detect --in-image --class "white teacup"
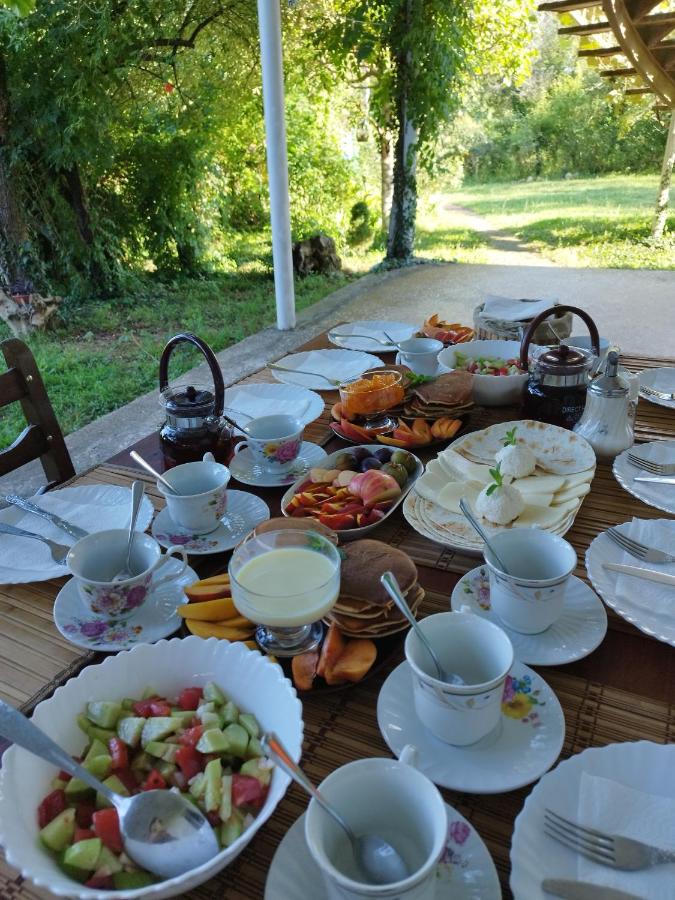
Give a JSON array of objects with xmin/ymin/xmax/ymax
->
[
  {"xmin": 483, "ymin": 529, "xmax": 577, "ymax": 634},
  {"xmin": 397, "ymin": 338, "xmax": 443, "ymax": 376},
  {"xmin": 305, "ymin": 752, "xmax": 446, "ymax": 900},
  {"xmin": 405, "ymin": 611, "xmax": 513, "ymax": 746},
  {"xmin": 233, "ymin": 414, "xmax": 303, "ymax": 473},
  {"xmin": 157, "ymin": 455, "xmax": 230, "ymax": 533},
  {"xmin": 67, "ymin": 529, "xmax": 188, "ymax": 617}
]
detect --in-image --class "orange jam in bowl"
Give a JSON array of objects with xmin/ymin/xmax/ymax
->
[{"xmin": 339, "ymin": 371, "xmax": 405, "ymax": 418}]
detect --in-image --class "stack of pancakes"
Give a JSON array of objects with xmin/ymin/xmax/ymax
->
[
  {"xmin": 324, "ymin": 539, "xmax": 424, "ymax": 638},
  {"xmin": 402, "ymin": 370, "xmax": 474, "ymax": 419}
]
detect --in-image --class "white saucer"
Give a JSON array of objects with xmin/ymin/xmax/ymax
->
[
  {"xmin": 229, "ymin": 441, "xmax": 327, "ymax": 487},
  {"xmin": 53, "ymin": 559, "xmax": 198, "ymax": 651},
  {"xmin": 395, "ymin": 351, "xmax": 451, "ymax": 377},
  {"xmin": 451, "ymin": 566, "xmax": 607, "ymax": 666},
  {"xmin": 151, "ymin": 492, "xmax": 270, "ymax": 554},
  {"xmin": 378, "ymin": 660, "xmax": 565, "ymax": 794},
  {"xmin": 264, "ymin": 804, "xmax": 501, "ymax": 900}
]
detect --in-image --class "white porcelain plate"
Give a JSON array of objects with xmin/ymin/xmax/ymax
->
[
  {"xmin": 510, "ymin": 741, "xmax": 675, "ymax": 900},
  {"xmin": 0, "ymin": 484, "xmax": 155, "ymax": 584},
  {"xmin": 328, "ymin": 320, "xmax": 416, "ymax": 352},
  {"xmin": 377, "ymin": 660, "xmax": 565, "ymax": 794},
  {"xmin": 222, "ymin": 382, "xmax": 324, "ymax": 429},
  {"xmin": 271, "ymin": 349, "xmax": 384, "ymax": 390},
  {"xmin": 613, "ymin": 441, "xmax": 675, "ymax": 515},
  {"xmin": 638, "ymin": 367, "xmax": 675, "ymax": 409},
  {"xmin": 265, "ymin": 803, "xmax": 501, "ymax": 900},
  {"xmin": 586, "ymin": 519, "xmax": 675, "ymax": 647},
  {"xmin": 53, "ymin": 559, "xmax": 198, "ymax": 651},
  {"xmin": 451, "ymin": 566, "xmax": 607, "ymax": 666},
  {"xmin": 229, "ymin": 441, "xmax": 327, "ymax": 488},
  {"xmin": 151, "ymin": 491, "xmax": 270, "ymax": 554}
]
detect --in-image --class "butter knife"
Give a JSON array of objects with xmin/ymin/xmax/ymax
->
[
  {"xmin": 603, "ymin": 562, "xmax": 675, "ymax": 587},
  {"xmin": 634, "ymin": 476, "xmax": 675, "ymax": 485},
  {"xmin": 542, "ymin": 879, "xmax": 643, "ymax": 900},
  {"xmin": 4, "ymin": 495, "xmax": 88, "ymax": 541}
]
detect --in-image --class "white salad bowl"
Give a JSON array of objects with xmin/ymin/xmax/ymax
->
[
  {"xmin": 438, "ymin": 339, "xmax": 528, "ymax": 406},
  {"xmin": 0, "ymin": 636, "xmax": 303, "ymax": 900}
]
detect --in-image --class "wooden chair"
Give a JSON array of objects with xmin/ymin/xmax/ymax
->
[{"xmin": 0, "ymin": 338, "xmax": 75, "ymax": 489}]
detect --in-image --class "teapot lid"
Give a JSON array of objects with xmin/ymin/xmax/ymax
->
[
  {"xmin": 161, "ymin": 383, "xmax": 216, "ymax": 419},
  {"xmin": 535, "ymin": 343, "xmax": 593, "ymax": 376}
]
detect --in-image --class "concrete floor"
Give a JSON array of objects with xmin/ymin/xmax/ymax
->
[{"xmin": 4, "ymin": 260, "xmax": 674, "ymax": 496}]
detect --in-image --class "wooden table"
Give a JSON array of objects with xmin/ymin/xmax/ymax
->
[{"xmin": 2, "ymin": 331, "xmax": 675, "ymax": 899}]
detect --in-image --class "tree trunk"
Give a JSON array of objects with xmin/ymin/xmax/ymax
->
[
  {"xmin": 61, "ymin": 164, "xmax": 95, "ymax": 247},
  {"xmin": 652, "ymin": 109, "xmax": 675, "ymax": 241},
  {"xmin": 0, "ymin": 50, "xmax": 29, "ymax": 289},
  {"xmin": 379, "ymin": 131, "xmax": 394, "ymax": 232},
  {"xmin": 386, "ymin": 0, "xmax": 417, "ymax": 261}
]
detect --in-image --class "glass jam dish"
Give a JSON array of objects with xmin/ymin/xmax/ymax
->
[{"xmin": 339, "ymin": 370, "xmax": 405, "ymax": 432}]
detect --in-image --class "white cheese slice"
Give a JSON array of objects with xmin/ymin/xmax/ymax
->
[
  {"xmin": 415, "ymin": 471, "xmax": 450, "ymax": 503},
  {"xmin": 562, "ymin": 469, "xmax": 595, "ymax": 489},
  {"xmin": 552, "ymin": 483, "xmax": 591, "ymax": 504},
  {"xmin": 437, "ymin": 481, "xmax": 481, "ymax": 514},
  {"xmin": 512, "ymin": 474, "xmax": 566, "ymax": 494},
  {"xmin": 438, "ymin": 449, "xmax": 492, "ymax": 483},
  {"xmin": 520, "ymin": 492, "xmax": 554, "ymax": 508},
  {"xmin": 515, "ymin": 504, "xmax": 570, "ymax": 529}
]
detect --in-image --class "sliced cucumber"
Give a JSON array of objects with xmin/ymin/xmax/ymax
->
[
  {"xmin": 144, "ymin": 741, "xmax": 179, "ymax": 763},
  {"xmin": 117, "ymin": 716, "xmax": 145, "ymax": 748},
  {"xmin": 203, "ymin": 758, "xmax": 222, "ymax": 812},
  {"xmin": 238, "ymin": 713, "xmax": 259, "ymax": 739},
  {"xmin": 240, "ymin": 757, "xmax": 272, "ymax": 787},
  {"xmin": 202, "ymin": 681, "xmax": 226, "ymax": 704},
  {"xmin": 40, "ymin": 808, "xmax": 76, "ymax": 852},
  {"xmin": 86, "ymin": 701, "xmax": 122, "ymax": 729},
  {"xmin": 196, "ymin": 728, "xmax": 229, "ymax": 754},
  {"xmin": 219, "ymin": 774, "xmax": 232, "ymax": 822},
  {"xmin": 95, "ymin": 774, "xmax": 130, "ymax": 809},
  {"xmin": 220, "ymin": 810, "xmax": 243, "ymax": 847},
  {"xmin": 63, "ymin": 837, "xmax": 102, "ymax": 872},
  {"xmin": 220, "ymin": 700, "xmax": 239, "ymax": 725},
  {"xmin": 113, "ymin": 870, "xmax": 155, "ymax": 889},
  {"xmin": 222, "ymin": 723, "xmax": 248, "ymax": 758},
  {"xmin": 140, "ymin": 716, "xmax": 180, "ymax": 747}
]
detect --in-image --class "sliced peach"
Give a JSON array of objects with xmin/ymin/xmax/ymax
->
[
  {"xmin": 178, "ymin": 596, "xmax": 237, "ymax": 620},
  {"xmin": 331, "ymin": 639, "xmax": 377, "ymax": 683},
  {"xmin": 194, "ymin": 573, "xmax": 230, "ymax": 586},
  {"xmin": 292, "ymin": 650, "xmax": 320, "ymax": 692},
  {"xmin": 184, "ymin": 583, "xmax": 232, "ymax": 603},
  {"xmin": 316, "ymin": 623, "xmax": 347, "ymax": 679}
]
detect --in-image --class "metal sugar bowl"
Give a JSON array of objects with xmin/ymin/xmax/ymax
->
[
  {"xmin": 574, "ymin": 350, "xmax": 633, "ymax": 461},
  {"xmin": 158, "ymin": 333, "xmax": 233, "ymax": 467},
  {"xmin": 520, "ymin": 305, "xmax": 600, "ymax": 430}
]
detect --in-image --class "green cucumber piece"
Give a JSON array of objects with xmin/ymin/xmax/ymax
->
[
  {"xmin": 117, "ymin": 716, "xmax": 145, "ymax": 748},
  {"xmin": 84, "ymin": 739, "xmax": 109, "ymax": 762},
  {"xmin": 40, "ymin": 808, "xmax": 76, "ymax": 852},
  {"xmin": 240, "ymin": 757, "xmax": 272, "ymax": 787},
  {"xmin": 144, "ymin": 741, "xmax": 179, "ymax": 763},
  {"xmin": 77, "ymin": 714, "xmax": 114, "ymax": 745},
  {"xmin": 238, "ymin": 713, "xmax": 259, "ymax": 739},
  {"xmin": 95, "ymin": 774, "xmax": 129, "ymax": 809},
  {"xmin": 246, "ymin": 737, "xmax": 264, "ymax": 760},
  {"xmin": 121, "ymin": 698, "xmax": 135, "ymax": 710},
  {"xmin": 94, "ymin": 845, "xmax": 123, "ymax": 876},
  {"xmin": 223, "ymin": 723, "xmax": 248, "ymax": 758},
  {"xmin": 170, "ymin": 709, "xmax": 195, "ymax": 727},
  {"xmin": 63, "ymin": 837, "xmax": 102, "ymax": 872},
  {"xmin": 130, "ymin": 750, "xmax": 153, "ymax": 774},
  {"xmin": 199, "ymin": 711, "xmax": 222, "ymax": 730},
  {"xmin": 220, "ymin": 700, "xmax": 238, "ymax": 725},
  {"xmin": 197, "ymin": 701, "xmax": 215, "ymax": 718},
  {"xmin": 219, "ymin": 774, "xmax": 232, "ymax": 822},
  {"xmin": 202, "ymin": 681, "xmax": 226, "ymax": 704},
  {"xmin": 189, "ymin": 772, "xmax": 206, "ymax": 799},
  {"xmin": 50, "ymin": 777, "xmax": 68, "ymax": 791},
  {"xmin": 86, "ymin": 701, "xmax": 122, "ymax": 729},
  {"xmin": 196, "ymin": 728, "xmax": 229, "ymax": 754},
  {"xmin": 141, "ymin": 687, "xmax": 158, "ymax": 699},
  {"xmin": 220, "ymin": 811, "xmax": 243, "ymax": 847},
  {"xmin": 156, "ymin": 760, "xmax": 177, "ymax": 780},
  {"xmin": 113, "ymin": 870, "xmax": 155, "ymax": 889},
  {"xmin": 203, "ymin": 758, "xmax": 222, "ymax": 812},
  {"xmin": 141, "ymin": 716, "xmax": 180, "ymax": 747}
]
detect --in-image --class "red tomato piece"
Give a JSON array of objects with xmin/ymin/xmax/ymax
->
[
  {"xmin": 178, "ymin": 687, "xmax": 203, "ymax": 711},
  {"xmin": 178, "ymin": 725, "xmax": 203, "ymax": 747},
  {"xmin": 74, "ymin": 827, "xmax": 96, "ymax": 843},
  {"xmin": 141, "ymin": 769, "xmax": 167, "ymax": 792},
  {"xmin": 85, "ymin": 875, "xmax": 115, "ymax": 889},
  {"xmin": 108, "ymin": 737, "xmax": 129, "ymax": 771},
  {"xmin": 232, "ymin": 774, "xmax": 264, "ymax": 809},
  {"xmin": 175, "ymin": 745, "xmax": 203, "ymax": 781},
  {"xmin": 131, "ymin": 699, "xmax": 155, "ymax": 718},
  {"xmin": 92, "ymin": 807, "xmax": 123, "ymax": 854},
  {"xmin": 57, "ymin": 770, "xmax": 72, "ymax": 783},
  {"xmin": 205, "ymin": 810, "xmax": 221, "ymax": 826},
  {"xmin": 75, "ymin": 802, "xmax": 96, "ymax": 828},
  {"xmin": 37, "ymin": 789, "xmax": 67, "ymax": 828},
  {"xmin": 149, "ymin": 700, "xmax": 172, "ymax": 717},
  {"xmin": 112, "ymin": 767, "xmax": 138, "ymax": 794}
]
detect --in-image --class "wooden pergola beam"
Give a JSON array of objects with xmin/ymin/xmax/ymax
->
[
  {"xmin": 600, "ymin": 66, "xmax": 637, "ymax": 77},
  {"xmin": 624, "ymin": 86, "xmax": 654, "ymax": 94},
  {"xmin": 626, "ymin": 0, "xmax": 661, "ymax": 21},
  {"xmin": 538, "ymin": 0, "xmax": 601, "ymax": 12},
  {"xmin": 559, "ymin": 21, "xmax": 611, "ymax": 36},
  {"xmin": 578, "ymin": 45, "xmax": 623, "ymax": 57}
]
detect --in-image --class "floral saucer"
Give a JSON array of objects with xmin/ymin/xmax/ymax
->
[
  {"xmin": 264, "ymin": 803, "xmax": 500, "ymax": 900},
  {"xmin": 229, "ymin": 441, "xmax": 327, "ymax": 488},
  {"xmin": 151, "ymin": 491, "xmax": 270, "ymax": 555},
  {"xmin": 53, "ymin": 558, "xmax": 198, "ymax": 652},
  {"xmin": 450, "ymin": 566, "xmax": 607, "ymax": 666},
  {"xmin": 377, "ymin": 660, "xmax": 564, "ymax": 794}
]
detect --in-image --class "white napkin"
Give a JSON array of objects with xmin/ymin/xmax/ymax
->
[
  {"xmin": 281, "ymin": 350, "xmax": 376, "ymax": 379},
  {"xmin": 223, "ymin": 388, "xmax": 311, "ymax": 424},
  {"xmin": 578, "ymin": 772, "xmax": 675, "ymax": 898},
  {"xmin": 614, "ymin": 518, "xmax": 675, "ymax": 616},
  {"xmin": 482, "ymin": 295, "xmax": 556, "ymax": 322}
]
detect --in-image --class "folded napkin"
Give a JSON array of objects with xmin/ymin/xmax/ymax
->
[
  {"xmin": 223, "ymin": 388, "xmax": 312, "ymax": 424},
  {"xmin": 578, "ymin": 772, "xmax": 675, "ymax": 898},
  {"xmin": 482, "ymin": 295, "xmax": 555, "ymax": 322},
  {"xmin": 281, "ymin": 350, "xmax": 374, "ymax": 379},
  {"xmin": 614, "ymin": 518, "xmax": 675, "ymax": 616}
]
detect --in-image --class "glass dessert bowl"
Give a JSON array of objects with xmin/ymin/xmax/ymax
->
[
  {"xmin": 339, "ymin": 370, "xmax": 405, "ymax": 432},
  {"xmin": 228, "ymin": 529, "xmax": 341, "ymax": 656}
]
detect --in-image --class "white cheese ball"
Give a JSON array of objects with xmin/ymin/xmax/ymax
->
[
  {"xmin": 495, "ymin": 443, "xmax": 536, "ymax": 479},
  {"xmin": 475, "ymin": 483, "xmax": 525, "ymax": 525}
]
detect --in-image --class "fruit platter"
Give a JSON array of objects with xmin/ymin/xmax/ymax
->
[
  {"xmin": 281, "ymin": 445, "xmax": 423, "ymax": 538},
  {"xmin": 420, "ymin": 315, "xmax": 475, "ymax": 346}
]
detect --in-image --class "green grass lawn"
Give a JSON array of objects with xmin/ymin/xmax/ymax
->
[{"xmin": 440, "ymin": 174, "xmax": 675, "ymax": 268}]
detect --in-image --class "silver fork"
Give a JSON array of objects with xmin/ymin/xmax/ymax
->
[
  {"xmin": 606, "ymin": 526, "xmax": 675, "ymax": 564},
  {"xmin": 0, "ymin": 523, "xmax": 69, "ymax": 565},
  {"xmin": 328, "ymin": 330, "xmax": 394, "ymax": 347},
  {"xmin": 269, "ymin": 364, "xmax": 360, "ymax": 387},
  {"xmin": 640, "ymin": 384, "xmax": 675, "ymax": 401},
  {"xmin": 544, "ymin": 808, "xmax": 675, "ymax": 870},
  {"xmin": 626, "ymin": 451, "xmax": 675, "ymax": 475}
]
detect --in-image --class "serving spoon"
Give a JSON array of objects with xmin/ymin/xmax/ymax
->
[
  {"xmin": 261, "ymin": 732, "xmax": 409, "ymax": 886},
  {"xmin": 0, "ymin": 700, "xmax": 219, "ymax": 880},
  {"xmin": 459, "ymin": 497, "xmax": 511, "ymax": 575}
]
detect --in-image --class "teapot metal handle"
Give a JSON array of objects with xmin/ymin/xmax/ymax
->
[
  {"xmin": 519, "ymin": 305, "xmax": 600, "ymax": 371},
  {"xmin": 158, "ymin": 332, "xmax": 225, "ymax": 416}
]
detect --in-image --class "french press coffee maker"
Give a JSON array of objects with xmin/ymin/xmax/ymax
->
[
  {"xmin": 520, "ymin": 306, "xmax": 600, "ymax": 430},
  {"xmin": 158, "ymin": 333, "xmax": 233, "ymax": 467}
]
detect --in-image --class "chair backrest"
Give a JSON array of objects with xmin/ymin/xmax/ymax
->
[{"xmin": 0, "ymin": 338, "xmax": 75, "ymax": 488}]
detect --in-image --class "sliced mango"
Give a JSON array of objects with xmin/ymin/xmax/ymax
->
[
  {"xmin": 177, "ymin": 597, "xmax": 238, "ymax": 621},
  {"xmin": 184, "ymin": 620, "xmax": 254, "ymax": 640}
]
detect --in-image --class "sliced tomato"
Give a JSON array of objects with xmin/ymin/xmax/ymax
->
[
  {"xmin": 149, "ymin": 700, "xmax": 172, "ymax": 717},
  {"xmin": 37, "ymin": 789, "xmax": 67, "ymax": 828},
  {"xmin": 108, "ymin": 737, "xmax": 129, "ymax": 771},
  {"xmin": 131, "ymin": 698, "xmax": 155, "ymax": 717},
  {"xmin": 57, "ymin": 770, "xmax": 72, "ymax": 783},
  {"xmin": 75, "ymin": 802, "xmax": 96, "ymax": 828},
  {"xmin": 112, "ymin": 767, "xmax": 138, "ymax": 794},
  {"xmin": 85, "ymin": 875, "xmax": 114, "ymax": 889},
  {"xmin": 141, "ymin": 769, "xmax": 167, "ymax": 792},
  {"xmin": 175, "ymin": 745, "xmax": 203, "ymax": 781},
  {"xmin": 177, "ymin": 687, "xmax": 203, "ymax": 711},
  {"xmin": 205, "ymin": 810, "xmax": 221, "ymax": 826},
  {"xmin": 232, "ymin": 774, "xmax": 265, "ymax": 809},
  {"xmin": 74, "ymin": 827, "xmax": 96, "ymax": 843},
  {"xmin": 178, "ymin": 725, "xmax": 203, "ymax": 747},
  {"xmin": 92, "ymin": 807, "xmax": 123, "ymax": 854}
]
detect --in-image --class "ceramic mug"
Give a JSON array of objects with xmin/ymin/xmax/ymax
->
[
  {"xmin": 233, "ymin": 414, "xmax": 303, "ymax": 473},
  {"xmin": 483, "ymin": 529, "xmax": 577, "ymax": 634},
  {"xmin": 67, "ymin": 529, "xmax": 188, "ymax": 617},
  {"xmin": 405, "ymin": 611, "xmax": 513, "ymax": 746},
  {"xmin": 305, "ymin": 750, "xmax": 447, "ymax": 900},
  {"xmin": 397, "ymin": 338, "xmax": 443, "ymax": 376},
  {"xmin": 157, "ymin": 454, "xmax": 230, "ymax": 533}
]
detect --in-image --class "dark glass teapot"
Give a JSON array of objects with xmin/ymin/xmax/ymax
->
[
  {"xmin": 520, "ymin": 306, "xmax": 600, "ymax": 430},
  {"xmin": 158, "ymin": 333, "xmax": 233, "ymax": 467}
]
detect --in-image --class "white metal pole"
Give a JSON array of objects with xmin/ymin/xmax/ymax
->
[{"xmin": 257, "ymin": 0, "xmax": 296, "ymax": 330}]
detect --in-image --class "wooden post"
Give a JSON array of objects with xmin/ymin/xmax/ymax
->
[{"xmin": 652, "ymin": 108, "xmax": 675, "ymax": 240}]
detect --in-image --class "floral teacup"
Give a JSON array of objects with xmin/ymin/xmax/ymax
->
[
  {"xmin": 233, "ymin": 414, "xmax": 303, "ymax": 473},
  {"xmin": 157, "ymin": 455, "xmax": 230, "ymax": 534},
  {"xmin": 67, "ymin": 529, "xmax": 188, "ymax": 617}
]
